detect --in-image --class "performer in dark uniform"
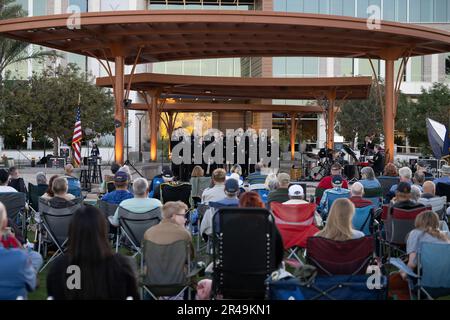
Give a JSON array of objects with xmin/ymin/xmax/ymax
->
[
  {"xmin": 91, "ymin": 143, "xmax": 100, "ymax": 158},
  {"xmin": 360, "ymin": 135, "xmax": 375, "ymax": 157},
  {"xmin": 369, "ymin": 144, "xmax": 384, "ymax": 176}
]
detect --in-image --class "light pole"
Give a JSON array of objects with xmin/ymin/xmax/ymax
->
[{"xmin": 135, "ymin": 113, "xmax": 146, "ymax": 162}]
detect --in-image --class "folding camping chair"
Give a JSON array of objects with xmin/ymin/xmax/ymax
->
[
  {"xmin": 249, "ymin": 184, "xmax": 270, "ymax": 204},
  {"xmin": 270, "ymin": 202, "xmax": 319, "ymax": 265},
  {"xmin": 190, "ymin": 176, "xmax": 211, "ymax": 207},
  {"xmin": 66, "ymin": 177, "xmax": 82, "ymax": 198},
  {"xmin": 293, "ymin": 236, "xmax": 387, "ymax": 300},
  {"xmin": 195, "ymin": 203, "xmax": 210, "ymax": 253},
  {"xmin": 141, "ymin": 239, "xmax": 200, "ymax": 300},
  {"xmin": 320, "ymin": 189, "xmax": 350, "ymax": 218},
  {"xmin": 98, "ymin": 200, "xmax": 119, "ymax": 218},
  {"xmin": 363, "ymin": 186, "xmax": 383, "ymax": 209},
  {"xmin": 149, "ymin": 176, "xmax": 164, "ymax": 198},
  {"xmin": 28, "ymin": 183, "xmax": 48, "ymax": 213},
  {"xmin": 418, "ymin": 196, "xmax": 447, "ymax": 219},
  {"xmin": 390, "ymin": 242, "xmax": 450, "ymax": 300},
  {"xmin": 380, "ymin": 205, "xmax": 431, "ymax": 258},
  {"xmin": 160, "ymin": 182, "xmax": 192, "ymax": 208},
  {"xmin": 0, "ymin": 192, "xmax": 27, "ymax": 240},
  {"xmin": 212, "ymin": 207, "xmax": 278, "ymax": 299},
  {"xmin": 352, "ymin": 205, "xmax": 374, "ymax": 236},
  {"xmin": 378, "ymin": 176, "xmax": 399, "ymax": 199},
  {"xmin": 38, "ymin": 198, "xmax": 82, "ymax": 272},
  {"xmin": 116, "ymin": 207, "xmax": 162, "ymax": 258}
]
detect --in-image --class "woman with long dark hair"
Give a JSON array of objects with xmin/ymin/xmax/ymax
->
[{"xmin": 47, "ymin": 206, "xmax": 139, "ymax": 300}]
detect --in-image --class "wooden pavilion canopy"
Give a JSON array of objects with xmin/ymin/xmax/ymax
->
[
  {"xmin": 96, "ymin": 73, "xmax": 372, "ymax": 160},
  {"xmin": 96, "ymin": 73, "xmax": 372, "ymax": 100},
  {"xmin": 1, "ymin": 10, "xmax": 450, "ymax": 163}
]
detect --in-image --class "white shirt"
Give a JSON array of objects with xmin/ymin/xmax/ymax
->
[
  {"xmin": 201, "ymin": 184, "xmax": 225, "ymax": 204},
  {"xmin": 0, "ymin": 186, "xmax": 18, "ymax": 193}
]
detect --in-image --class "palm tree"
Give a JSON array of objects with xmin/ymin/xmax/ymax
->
[{"xmin": 0, "ymin": 0, "xmax": 58, "ymax": 82}]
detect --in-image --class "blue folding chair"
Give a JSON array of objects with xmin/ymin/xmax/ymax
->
[
  {"xmin": 320, "ymin": 189, "xmax": 350, "ymax": 218},
  {"xmin": 352, "ymin": 206, "xmax": 373, "ymax": 235},
  {"xmin": 390, "ymin": 242, "xmax": 450, "ymax": 299},
  {"xmin": 66, "ymin": 177, "xmax": 82, "ymax": 198},
  {"xmin": 149, "ymin": 176, "xmax": 164, "ymax": 198}
]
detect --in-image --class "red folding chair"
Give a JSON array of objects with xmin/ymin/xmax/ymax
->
[
  {"xmin": 306, "ymin": 236, "xmax": 375, "ymax": 275},
  {"xmin": 270, "ymin": 202, "xmax": 319, "ymax": 265}
]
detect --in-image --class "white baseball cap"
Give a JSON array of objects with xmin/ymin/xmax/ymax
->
[{"xmin": 288, "ymin": 185, "xmax": 304, "ymax": 197}]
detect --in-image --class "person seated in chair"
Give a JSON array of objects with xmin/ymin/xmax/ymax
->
[
  {"xmin": 413, "ymin": 171, "xmax": 425, "ymax": 193},
  {"xmin": 349, "ymin": 182, "xmax": 373, "ymax": 208},
  {"xmin": 152, "ymin": 166, "xmax": 176, "ymax": 201},
  {"xmin": 201, "ymin": 168, "xmax": 226, "ymax": 205},
  {"xmin": 109, "ymin": 178, "xmax": 162, "ymax": 227},
  {"xmin": 0, "ymin": 169, "xmax": 18, "ymax": 193},
  {"xmin": 246, "ymin": 162, "xmax": 267, "ymax": 185},
  {"xmin": 35, "ymin": 172, "xmax": 48, "ymax": 187},
  {"xmin": 401, "ymin": 211, "xmax": 450, "ymax": 280},
  {"xmin": 47, "ymin": 177, "xmax": 78, "ymax": 208},
  {"xmin": 420, "ymin": 181, "xmax": 437, "ymax": 200},
  {"xmin": 0, "ymin": 243, "xmax": 37, "ymax": 300},
  {"xmin": 315, "ymin": 198, "xmax": 365, "ymax": 241},
  {"xmin": 283, "ymin": 184, "xmax": 308, "ymax": 205},
  {"xmin": 101, "ymin": 162, "xmax": 121, "ymax": 194},
  {"xmin": 319, "ymin": 175, "xmax": 351, "ymax": 218},
  {"xmin": 101, "ymin": 171, "xmax": 133, "ymax": 205},
  {"xmin": 41, "ymin": 175, "xmax": 59, "ymax": 200},
  {"xmin": 315, "ymin": 163, "xmax": 349, "ymax": 205},
  {"xmin": 8, "ymin": 167, "xmax": 27, "ymax": 193},
  {"xmin": 63, "ymin": 164, "xmax": 82, "ymax": 198},
  {"xmin": 283, "ymin": 185, "xmax": 323, "ymax": 227},
  {"xmin": 267, "ymin": 173, "xmax": 291, "ymax": 205},
  {"xmin": 359, "ymin": 167, "xmax": 381, "ymax": 190},
  {"xmin": 0, "ymin": 202, "xmax": 43, "ymax": 272},
  {"xmin": 387, "ymin": 167, "xmax": 413, "ymax": 202},
  {"xmin": 391, "ymin": 182, "xmax": 425, "ymax": 210},
  {"xmin": 46, "ymin": 206, "xmax": 139, "ymax": 300},
  {"xmin": 143, "ymin": 201, "xmax": 194, "ymax": 257},
  {"xmin": 200, "ymin": 178, "xmax": 240, "ymax": 237}
]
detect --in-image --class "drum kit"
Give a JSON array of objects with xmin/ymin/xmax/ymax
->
[{"xmin": 303, "ymin": 144, "xmax": 374, "ymax": 181}]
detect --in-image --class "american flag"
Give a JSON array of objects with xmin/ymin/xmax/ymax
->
[{"xmin": 72, "ymin": 106, "xmax": 82, "ymax": 167}]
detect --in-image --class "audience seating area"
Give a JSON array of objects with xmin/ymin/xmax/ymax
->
[{"xmin": 0, "ymin": 164, "xmax": 449, "ymax": 301}]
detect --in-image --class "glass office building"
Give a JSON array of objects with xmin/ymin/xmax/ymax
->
[{"xmin": 7, "ymin": 0, "xmax": 450, "ymax": 152}]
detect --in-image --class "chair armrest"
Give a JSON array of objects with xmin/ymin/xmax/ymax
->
[{"xmin": 389, "ymin": 258, "xmax": 418, "ymax": 278}]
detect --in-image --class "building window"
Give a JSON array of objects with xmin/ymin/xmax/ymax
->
[
  {"xmin": 273, "ymin": 57, "xmax": 319, "ymax": 77},
  {"xmin": 445, "ymin": 55, "xmax": 450, "ymax": 80},
  {"xmin": 410, "ymin": 56, "xmax": 423, "ymax": 82}
]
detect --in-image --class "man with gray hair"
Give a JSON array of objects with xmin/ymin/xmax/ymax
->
[
  {"xmin": 387, "ymin": 166, "xmax": 412, "ymax": 202},
  {"xmin": 110, "ymin": 177, "xmax": 162, "ymax": 227},
  {"xmin": 349, "ymin": 182, "xmax": 373, "ymax": 207},
  {"xmin": 35, "ymin": 172, "xmax": 47, "ymax": 186}
]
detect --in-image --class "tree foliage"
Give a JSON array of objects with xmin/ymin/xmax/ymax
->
[
  {"xmin": 0, "ymin": 64, "xmax": 115, "ymax": 154},
  {"xmin": 397, "ymin": 82, "xmax": 450, "ymax": 153},
  {"xmin": 0, "ymin": 0, "xmax": 58, "ymax": 81},
  {"xmin": 336, "ymin": 82, "xmax": 410, "ymax": 146}
]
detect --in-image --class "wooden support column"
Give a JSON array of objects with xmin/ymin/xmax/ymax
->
[
  {"xmin": 326, "ymin": 88, "xmax": 337, "ymax": 150},
  {"xmin": 114, "ymin": 56, "xmax": 125, "ymax": 164},
  {"xmin": 385, "ymin": 59, "xmax": 395, "ymax": 164},
  {"xmin": 150, "ymin": 92, "xmax": 158, "ymax": 162},
  {"xmin": 290, "ymin": 112, "xmax": 297, "ymax": 161}
]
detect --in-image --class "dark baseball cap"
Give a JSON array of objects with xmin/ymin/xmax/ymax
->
[
  {"xmin": 332, "ymin": 175, "xmax": 343, "ymax": 185},
  {"xmin": 162, "ymin": 166, "xmax": 173, "ymax": 178},
  {"xmin": 225, "ymin": 178, "xmax": 239, "ymax": 193},
  {"xmin": 114, "ymin": 171, "xmax": 128, "ymax": 183},
  {"xmin": 396, "ymin": 182, "xmax": 411, "ymax": 194}
]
